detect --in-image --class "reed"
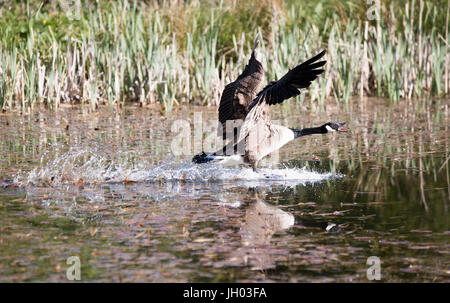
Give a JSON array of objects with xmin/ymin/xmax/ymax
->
[{"xmin": 0, "ymin": 0, "xmax": 448, "ymax": 114}]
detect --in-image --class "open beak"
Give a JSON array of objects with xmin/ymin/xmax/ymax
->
[{"xmin": 337, "ymin": 122, "xmax": 348, "ymax": 132}]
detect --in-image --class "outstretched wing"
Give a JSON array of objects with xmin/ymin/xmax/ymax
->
[
  {"xmin": 239, "ymin": 50, "xmax": 326, "ymax": 143},
  {"xmin": 218, "ymin": 36, "xmax": 265, "ymax": 134},
  {"xmin": 248, "ymin": 50, "xmax": 326, "ymax": 112}
]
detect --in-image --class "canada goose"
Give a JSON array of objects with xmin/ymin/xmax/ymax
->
[{"xmin": 192, "ymin": 37, "xmax": 348, "ymax": 169}]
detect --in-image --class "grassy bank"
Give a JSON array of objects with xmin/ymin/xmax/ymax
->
[{"xmin": 0, "ymin": 0, "xmax": 448, "ymax": 113}]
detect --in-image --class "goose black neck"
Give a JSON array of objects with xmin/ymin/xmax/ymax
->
[{"xmin": 291, "ymin": 126, "xmax": 326, "ymax": 138}]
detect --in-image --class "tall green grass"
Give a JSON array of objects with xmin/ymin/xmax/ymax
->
[{"xmin": 0, "ymin": 0, "xmax": 448, "ymax": 113}]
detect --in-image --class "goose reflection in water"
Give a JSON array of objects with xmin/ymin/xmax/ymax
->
[{"xmin": 229, "ymin": 192, "xmax": 339, "ymax": 271}]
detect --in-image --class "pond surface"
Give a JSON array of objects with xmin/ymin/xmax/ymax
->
[{"xmin": 0, "ymin": 98, "xmax": 449, "ymax": 282}]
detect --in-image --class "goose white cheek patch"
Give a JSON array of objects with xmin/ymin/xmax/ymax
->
[{"xmin": 325, "ymin": 125, "xmax": 336, "ymax": 132}]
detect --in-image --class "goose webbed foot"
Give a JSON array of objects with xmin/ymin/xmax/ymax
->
[
  {"xmin": 192, "ymin": 152, "xmax": 213, "ymax": 164},
  {"xmin": 251, "ymin": 167, "xmax": 273, "ymax": 178},
  {"xmin": 251, "ymin": 161, "xmax": 260, "ymax": 173}
]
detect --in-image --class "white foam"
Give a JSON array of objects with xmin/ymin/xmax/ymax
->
[
  {"xmin": 15, "ymin": 148, "xmax": 342, "ymax": 187},
  {"xmin": 147, "ymin": 162, "xmax": 339, "ymax": 184}
]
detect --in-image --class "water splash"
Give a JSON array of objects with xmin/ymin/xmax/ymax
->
[
  {"xmin": 147, "ymin": 162, "xmax": 341, "ymax": 186},
  {"xmin": 13, "ymin": 147, "xmax": 136, "ymax": 186},
  {"xmin": 15, "ymin": 148, "xmax": 342, "ymax": 187}
]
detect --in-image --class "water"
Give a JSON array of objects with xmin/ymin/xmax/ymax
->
[{"xmin": 0, "ymin": 99, "xmax": 449, "ymax": 282}]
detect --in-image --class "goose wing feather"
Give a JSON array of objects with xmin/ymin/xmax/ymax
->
[
  {"xmin": 218, "ymin": 38, "xmax": 265, "ymax": 130},
  {"xmin": 239, "ymin": 50, "xmax": 326, "ymax": 144},
  {"xmin": 248, "ymin": 50, "xmax": 326, "ymax": 112}
]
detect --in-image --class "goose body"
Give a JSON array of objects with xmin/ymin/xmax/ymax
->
[
  {"xmin": 243, "ymin": 123, "xmax": 294, "ymax": 166},
  {"xmin": 192, "ymin": 36, "xmax": 347, "ymax": 169}
]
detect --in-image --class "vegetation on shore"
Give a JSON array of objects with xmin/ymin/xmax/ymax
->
[{"xmin": 0, "ymin": 0, "xmax": 448, "ymax": 113}]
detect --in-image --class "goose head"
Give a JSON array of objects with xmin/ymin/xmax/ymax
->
[{"xmin": 323, "ymin": 122, "xmax": 348, "ymax": 133}]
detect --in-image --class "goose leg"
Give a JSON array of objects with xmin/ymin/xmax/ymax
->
[{"xmin": 251, "ymin": 161, "xmax": 259, "ymax": 173}]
